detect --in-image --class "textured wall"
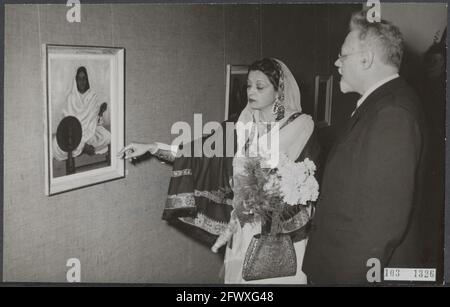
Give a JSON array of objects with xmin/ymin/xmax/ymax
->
[
  {"xmin": 381, "ymin": 2, "xmax": 447, "ymax": 55},
  {"xmin": 4, "ymin": 4, "xmax": 260, "ymax": 283}
]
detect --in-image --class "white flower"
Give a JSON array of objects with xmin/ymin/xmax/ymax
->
[
  {"xmin": 275, "ymin": 158, "xmax": 319, "ymax": 206},
  {"xmin": 279, "ymin": 178, "xmax": 299, "ymax": 205},
  {"xmin": 303, "ymin": 158, "xmax": 317, "ymax": 176}
]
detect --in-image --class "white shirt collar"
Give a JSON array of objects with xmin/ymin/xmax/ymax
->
[{"xmin": 353, "ymin": 73, "xmax": 399, "ymax": 115}]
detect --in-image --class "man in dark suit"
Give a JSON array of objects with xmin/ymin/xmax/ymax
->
[{"xmin": 303, "ymin": 11, "xmax": 429, "ymax": 284}]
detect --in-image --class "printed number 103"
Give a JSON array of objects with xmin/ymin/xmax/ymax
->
[{"xmin": 384, "ymin": 269, "xmax": 400, "ymax": 278}]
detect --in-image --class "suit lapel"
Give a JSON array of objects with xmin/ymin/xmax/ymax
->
[{"xmin": 326, "ymin": 77, "xmax": 406, "ymax": 160}]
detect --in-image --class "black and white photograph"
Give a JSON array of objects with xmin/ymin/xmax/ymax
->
[{"xmin": 1, "ymin": 1, "xmax": 448, "ymax": 288}]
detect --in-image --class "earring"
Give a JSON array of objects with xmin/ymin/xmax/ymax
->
[{"xmin": 272, "ymin": 97, "xmax": 285, "ymax": 121}]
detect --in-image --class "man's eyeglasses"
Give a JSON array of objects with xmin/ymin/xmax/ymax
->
[{"xmin": 337, "ymin": 50, "xmax": 365, "ymax": 62}]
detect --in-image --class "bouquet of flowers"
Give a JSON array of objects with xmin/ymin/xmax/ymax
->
[
  {"xmin": 211, "ymin": 153, "xmax": 319, "ymax": 252},
  {"xmin": 235, "ymin": 153, "xmax": 318, "ymax": 224}
]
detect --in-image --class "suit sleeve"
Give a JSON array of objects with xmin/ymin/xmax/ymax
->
[{"xmin": 356, "ymin": 105, "xmax": 422, "ymax": 267}]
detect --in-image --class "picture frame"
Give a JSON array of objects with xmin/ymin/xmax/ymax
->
[
  {"xmin": 225, "ymin": 64, "xmax": 248, "ymax": 121},
  {"xmin": 43, "ymin": 44, "xmax": 125, "ymax": 196},
  {"xmin": 314, "ymin": 75, "xmax": 333, "ymax": 128}
]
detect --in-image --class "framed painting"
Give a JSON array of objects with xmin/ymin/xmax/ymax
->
[
  {"xmin": 314, "ymin": 74, "xmax": 333, "ymax": 128},
  {"xmin": 225, "ymin": 64, "xmax": 248, "ymax": 121},
  {"xmin": 43, "ymin": 44, "xmax": 125, "ymax": 196}
]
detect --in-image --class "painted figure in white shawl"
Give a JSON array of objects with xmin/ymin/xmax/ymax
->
[{"xmin": 53, "ymin": 66, "xmax": 111, "ymax": 161}]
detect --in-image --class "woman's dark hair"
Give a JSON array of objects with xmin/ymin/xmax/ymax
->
[
  {"xmin": 76, "ymin": 66, "xmax": 90, "ymax": 91},
  {"xmin": 248, "ymin": 58, "xmax": 282, "ymax": 90},
  {"xmin": 76, "ymin": 66, "xmax": 88, "ymax": 77}
]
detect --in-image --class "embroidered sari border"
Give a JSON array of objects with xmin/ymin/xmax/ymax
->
[
  {"xmin": 179, "ymin": 212, "xmax": 228, "ymax": 236},
  {"xmin": 172, "ymin": 169, "xmax": 193, "ymax": 177}
]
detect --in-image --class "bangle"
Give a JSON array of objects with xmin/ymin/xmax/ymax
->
[{"xmin": 153, "ymin": 148, "xmax": 175, "ymax": 163}]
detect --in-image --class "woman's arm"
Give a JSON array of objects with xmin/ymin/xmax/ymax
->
[
  {"xmin": 117, "ymin": 142, "xmax": 178, "ymax": 163},
  {"xmin": 151, "ymin": 143, "xmax": 179, "ymax": 162}
]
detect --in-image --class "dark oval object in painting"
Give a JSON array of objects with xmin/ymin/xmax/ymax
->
[{"xmin": 56, "ymin": 116, "xmax": 82, "ymax": 153}]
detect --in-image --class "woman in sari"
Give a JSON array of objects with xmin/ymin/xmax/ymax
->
[{"xmin": 118, "ymin": 58, "xmax": 319, "ymax": 284}]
